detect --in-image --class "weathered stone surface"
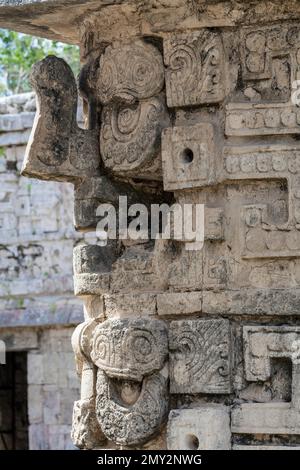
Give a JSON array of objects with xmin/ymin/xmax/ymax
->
[
  {"xmin": 104, "ymin": 292, "xmax": 157, "ymax": 318},
  {"xmin": 71, "ymin": 399, "xmax": 105, "ymax": 450},
  {"xmin": 97, "ymin": 39, "xmax": 169, "ymax": 179},
  {"xmin": 169, "ymin": 319, "xmax": 232, "ymax": 394},
  {"xmin": 157, "ymin": 292, "xmax": 202, "ymax": 316},
  {"xmin": 164, "ymin": 30, "xmax": 225, "ymax": 108},
  {"xmin": 91, "ymin": 318, "xmax": 169, "ymax": 446},
  {"xmin": 232, "ymin": 403, "xmax": 300, "ymax": 435},
  {"xmin": 9, "ymin": 0, "xmax": 300, "ymax": 452},
  {"xmin": 167, "ymin": 407, "xmax": 231, "ymax": 450},
  {"xmin": 161, "ymin": 124, "xmax": 216, "ymax": 191}
]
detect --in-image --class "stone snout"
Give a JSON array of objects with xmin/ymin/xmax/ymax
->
[{"xmin": 72, "ymin": 318, "xmax": 169, "ymax": 448}]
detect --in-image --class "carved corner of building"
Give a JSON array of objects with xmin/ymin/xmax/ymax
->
[{"xmin": 10, "ymin": 0, "xmax": 300, "ymax": 450}]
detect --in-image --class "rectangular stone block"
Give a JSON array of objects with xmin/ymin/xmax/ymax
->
[
  {"xmin": 157, "ymin": 291, "xmax": 202, "ymax": 316},
  {"xmin": 226, "ymin": 103, "xmax": 300, "ymax": 136},
  {"xmin": 167, "ymin": 406, "xmax": 231, "ymax": 450},
  {"xmin": 28, "ymin": 385, "xmax": 43, "ymax": 424},
  {"xmin": 161, "ymin": 124, "xmax": 216, "ymax": 191},
  {"xmin": 104, "ymin": 292, "xmax": 157, "ymax": 317},
  {"xmin": 164, "ymin": 31, "xmax": 225, "ymax": 108},
  {"xmin": 169, "ymin": 319, "xmax": 232, "ymax": 394},
  {"xmin": 27, "ymin": 353, "xmax": 44, "ymax": 385},
  {"xmin": 203, "ymin": 289, "xmax": 300, "ymax": 316},
  {"xmin": 231, "ymin": 403, "xmax": 300, "ymax": 435}
]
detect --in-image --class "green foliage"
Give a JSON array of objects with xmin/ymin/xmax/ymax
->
[{"xmin": 0, "ymin": 29, "xmax": 80, "ymax": 95}]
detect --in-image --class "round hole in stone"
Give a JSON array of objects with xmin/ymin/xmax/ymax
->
[
  {"xmin": 185, "ymin": 434, "xmax": 199, "ymax": 450},
  {"xmin": 181, "ymin": 148, "xmax": 194, "ymax": 164}
]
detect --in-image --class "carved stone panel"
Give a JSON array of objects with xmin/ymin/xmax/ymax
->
[
  {"xmin": 91, "ymin": 318, "xmax": 169, "ymax": 446},
  {"xmin": 97, "ymin": 39, "xmax": 170, "ymax": 178},
  {"xmin": 169, "ymin": 319, "xmax": 232, "ymax": 394},
  {"xmin": 161, "ymin": 123, "xmax": 216, "ymax": 190},
  {"xmin": 167, "ymin": 407, "xmax": 231, "ymax": 450},
  {"xmin": 164, "ymin": 30, "xmax": 226, "ymax": 108}
]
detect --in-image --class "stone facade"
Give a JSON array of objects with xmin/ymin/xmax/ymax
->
[
  {"xmin": 0, "ymin": 93, "xmax": 81, "ymax": 449},
  {"xmin": 2, "ymin": 0, "xmax": 300, "ymax": 451}
]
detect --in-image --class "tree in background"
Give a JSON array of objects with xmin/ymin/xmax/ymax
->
[{"xmin": 0, "ymin": 29, "xmax": 80, "ymax": 95}]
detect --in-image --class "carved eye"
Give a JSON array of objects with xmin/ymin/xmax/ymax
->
[
  {"xmin": 133, "ymin": 336, "xmax": 152, "ymax": 357},
  {"xmin": 124, "ymin": 329, "xmax": 155, "ymax": 364}
]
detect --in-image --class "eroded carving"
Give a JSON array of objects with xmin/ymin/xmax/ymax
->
[
  {"xmin": 169, "ymin": 319, "xmax": 232, "ymax": 394},
  {"xmin": 164, "ymin": 30, "xmax": 226, "ymax": 107},
  {"xmin": 91, "ymin": 318, "xmax": 169, "ymax": 446}
]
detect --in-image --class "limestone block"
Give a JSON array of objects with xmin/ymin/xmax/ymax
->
[
  {"xmin": 161, "ymin": 124, "xmax": 216, "ymax": 191},
  {"xmin": 244, "ymin": 326, "xmax": 300, "ymax": 384},
  {"xmin": 164, "ymin": 30, "xmax": 226, "ymax": 108},
  {"xmin": 43, "ymin": 385, "xmax": 61, "ymax": 425},
  {"xmin": 226, "ymin": 103, "xmax": 300, "ymax": 136},
  {"xmin": 104, "ymin": 292, "xmax": 157, "ymax": 318},
  {"xmin": 157, "ymin": 291, "xmax": 202, "ymax": 316},
  {"xmin": 28, "ymin": 424, "xmax": 49, "ymax": 450},
  {"xmin": 167, "ymin": 407, "xmax": 231, "ymax": 450},
  {"xmin": 231, "ymin": 403, "xmax": 300, "ymax": 435},
  {"xmin": 0, "ymin": 329, "xmax": 38, "ymax": 351},
  {"xmin": 27, "ymin": 353, "xmax": 44, "ymax": 385},
  {"xmin": 0, "ymin": 129, "xmax": 31, "ymax": 146},
  {"xmin": 203, "ymin": 289, "xmax": 300, "ymax": 316},
  {"xmin": 73, "ymin": 244, "xmax": 112, "ymax": 296},
  {"xmin": 169, "ymin": 319, "xmax": 232, "ymax": 394},
  {"xmin": 28, "ymin": 385, "xmax": 43, "ymax": 424},
  {"xmin": 0, "ymin": 112, "xmax": 34, "ymax": 132}
]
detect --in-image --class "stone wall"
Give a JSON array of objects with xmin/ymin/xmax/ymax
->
[{"xmin": 0, "ymin": 93, "xmax": 82, "ymax": 449}]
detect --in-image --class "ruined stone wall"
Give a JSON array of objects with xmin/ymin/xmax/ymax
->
[{"xmin": 0, "ymin": 93, "xmax": 81, "ymax": 449}]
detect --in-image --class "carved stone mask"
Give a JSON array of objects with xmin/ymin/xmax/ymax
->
[
  {"xmin": 96, "ymin": 39, "xmax": 170, "ymax": 178},
  {"xmin": 90, "ymin": 318, "xmax": 169, "ymax": 446}
]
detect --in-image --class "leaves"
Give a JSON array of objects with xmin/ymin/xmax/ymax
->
[{"xmin": 0, "ymin": 29, "xmax": 80, "ymax": 95}]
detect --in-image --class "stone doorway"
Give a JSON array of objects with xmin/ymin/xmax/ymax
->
[{"xmin": 0, "ymin": 352, "xmax": 29, "ymax": 450}]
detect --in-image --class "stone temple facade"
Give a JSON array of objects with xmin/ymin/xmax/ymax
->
[
  {"xmin": 1, "ymin": 0, "xmax": 300, "ymax": 451},
  {"xmin": 0, "ymin": 92, "xmax": 82, "ymax": 450}
]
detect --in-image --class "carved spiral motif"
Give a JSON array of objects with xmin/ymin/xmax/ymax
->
[
  {"xmin": 167, "ymin": 44, "xmax": 198, "ymax": 88},
  {"xmin": 97, "ymin": 41, "xmax": 165, "ymax": 105},
  {"xmin": 91, "ymin": 319, "xmax": 168, "ymax": 381},
  {"xmin": 100, "ymin": 96, "xmax": 169, "ymax": 172}
]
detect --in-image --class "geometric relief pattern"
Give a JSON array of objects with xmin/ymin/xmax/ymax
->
[{"xmin": 169, "ymin": 319, "xmax": 232, "ymax": 394}]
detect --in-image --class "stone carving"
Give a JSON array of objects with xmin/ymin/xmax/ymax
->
[
  {"xmin": 21, "ymin": 55, "xmax": 100, "ymax": 181},
  {"xmin": 167, "ymin": 406, "xmax": 231, "ymax": 450},
  {"xmin": 169, "ymin": 319, "xmax": 232, "ymax": 394},
  {"xmin": 241, "ymin": 24, "xmax": 300, "ymax": 83},
  {"xmin": 161, "ymin": 123, "xmax": 216, "ymax": 190},
  {"xmin": 100, "ymin": 96, "xmax": 169, "ymax": 175},
  {"xmin": 97, "ymin": 40, "xmax": 165, "ymax": 105},
  {"xmin": 71, "ymin": 322, "xmax": 105, "ymax": 449},
  {"xmin": 164, "ymin": 30, "xmax": 226, "ymax": 108},
  {"xmin": 232, "ymin": 326, "xmax": 300, "ymax": 436},
  {"xmin": 91, "ymin": 318, "xmax": 169, "ymax": 446},
  {"xmin": 8, "ymin": 0, "xmax": 300, "ymax": 452},
  {"xmin": 97, "ymin": 39, "xmax": 169, "ymax": 178},
  {"xmin": 226, "ymin": 104, "xmax": 300, "ymax": 136}
]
